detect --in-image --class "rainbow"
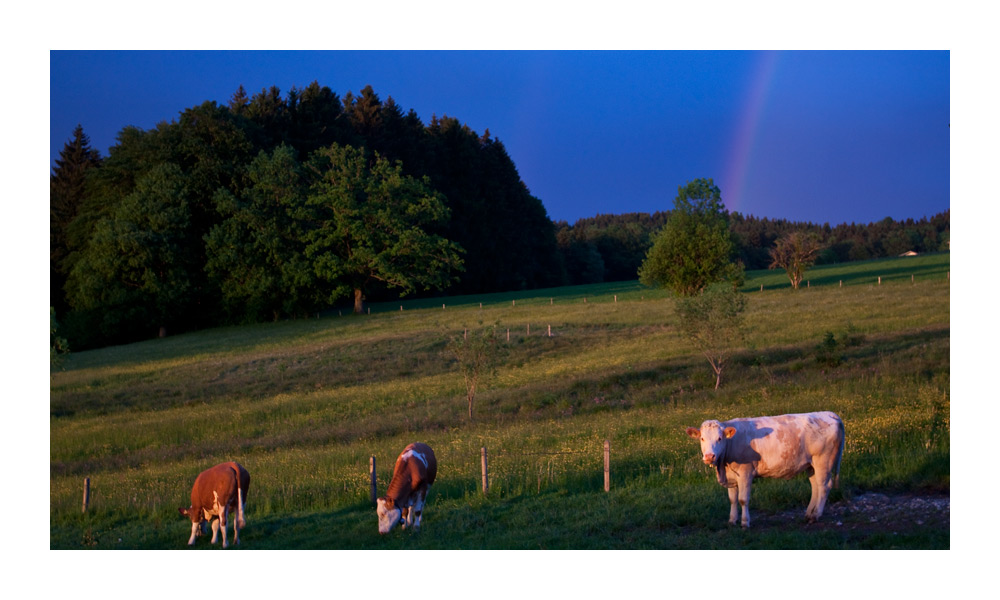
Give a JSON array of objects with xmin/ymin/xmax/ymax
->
[{"xmin": 723, "ymin": 51, "xmax": 779, "ymax": 215}]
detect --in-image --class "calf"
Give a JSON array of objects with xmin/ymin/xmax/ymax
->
[
  {"xmin": 179, "ymin": 461, "xmax": 250, "ymax": 548},
  {"xmin": 376, "ymin": 442, "xmax": 437, "ymax": 534},
  {"xmin": 686, "ymin": 411, "xmax": 844, "ymax": 528}
]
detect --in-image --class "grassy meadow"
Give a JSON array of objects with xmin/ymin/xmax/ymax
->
[{"xmin": 50, "ymin": 253, "xmax": 950, "ymax": 549}]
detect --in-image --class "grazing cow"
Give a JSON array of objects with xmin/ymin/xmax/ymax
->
[
  {"xmin": 376, "ymin": 442, "xmax": 437, "ymax": 534},
  {"xmin": 179, "ymin": 462, "xmax": 250, "ymax": 548},
  {"xmin": 685, "ymin": 411, "xmax": 844, "ymax": 528}
]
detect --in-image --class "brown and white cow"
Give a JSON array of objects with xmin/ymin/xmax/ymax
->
[
  {"xmin": 179, "ymin": 461, "xmax": 250, "ymax": 548},
  {"xmin": 376, "ymin": 442, "xmax": 437, "ymax": 534},
  {"xmin": 686, "ymin": 411, "xmax": 844, "ymax": 528}
]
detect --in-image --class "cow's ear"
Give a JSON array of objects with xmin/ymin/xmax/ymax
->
[
  {"xmin": 179, "ymin": 507, "xmax": 189, "ymax": 516},
  {"xmin": 685, "ymin": 427, "xmax": 701, "ymax": 439},
  {"xmin": 724, "ymin": 427, "xmax": 736, "ymax": 439}
]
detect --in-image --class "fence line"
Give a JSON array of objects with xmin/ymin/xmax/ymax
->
[
  {"xmin": 369, "ymin": 442, "xmax": 618, "ymax": 499},
  {"xmin": 332, "ymin": 269, "xmax": 949, "ymax": 317}
]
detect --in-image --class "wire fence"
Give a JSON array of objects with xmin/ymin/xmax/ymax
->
[{"xmin": 367, "ymin": 441, "xmax": 696, "ymax": 503}]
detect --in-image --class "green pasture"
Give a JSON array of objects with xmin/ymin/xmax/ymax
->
[{"xmin": 50, "ymin": 253, "xmax": 950, "ymax": 549}]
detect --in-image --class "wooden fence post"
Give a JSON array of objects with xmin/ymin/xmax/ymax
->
[
  {"xmin": 83, "ymin": 477, "xmax": 90, "ymax": 513},
  {"xmin": 604, "ymin": 440, "xmax": 611, "ymax": 492},
  {"xmin": 481, "ymin": 447, "xmax": 489, "ymax": 494},
  {"xmin": 370, "ymin": 456, "xmax": 377, "ymax": 505}
]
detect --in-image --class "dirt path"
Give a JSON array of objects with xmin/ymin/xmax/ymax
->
[{"xmin": 756, "ymin": 491, "xmax": 950, "ymax": 535}]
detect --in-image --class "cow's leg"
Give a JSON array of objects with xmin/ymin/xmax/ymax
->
[
  {"xmin": 188, "ymin": 521, "xmax": 200, "ymax": 545},
  {"xmin": 806, "ymin": 463, "xmax": 834, "ymax": 522},
  {"xmin": 210, "ymin": 491, "xmax": 222, "ymax": 544},
  {"xmin": 219, "ymin": 507, "xmax": 229, "ymax": 549},
  {"xmin": 412, "ymin": 488, "xmax": 427, "ymax": 530},
  {"xmin": 727, "ymin": 485, "xmax": 739, "ymax": 525},
  {"xmin": 232, "ymin": 502, "xmax": 240, "ymax": 546},
  {"xmin": 210, "ymin": 518, "xmax": 220, "ymax": 544},
  {"xmin": 737, "ymin": 474, "xmax": 753, "ymax": 528}
]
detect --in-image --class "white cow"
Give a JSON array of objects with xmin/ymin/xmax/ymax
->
[
  {"xmin": 686, "ymin": 411, "xmax": 844, "ymax": 528},
  {"xmin": 377, "ymin": 442, "xmax": 437, "ymax": 534}
]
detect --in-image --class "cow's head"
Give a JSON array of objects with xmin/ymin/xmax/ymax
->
[
  {"xmin": 686, "ymin": 420, "xmax": 736, "ymax": 486},
  {"xmin": 179, "ymin": 506, "xmax": 209, "ymax": 543},
  {"xmin": 376, "ymin": 497, "xmax": 404, "ymax": 534}
]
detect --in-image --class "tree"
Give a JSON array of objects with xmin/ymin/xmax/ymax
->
[
  {"xmin": 769, "ymin": 231, "xmax": 823, "ymax": 289},
  {"xmin": 447, "ymin": 322, "xmax": 506, "ymax": 420},
  {"xmin": 639, "ymin": 178, "xmax": 737, "ymax": 296},
  {"xmin": 305, "ymin": 144, "xmax": 464, "ymax": 314},
  {"xmin": 205, "ymin": 145, "xmax": 315, "ymax": 322},
  {"xmin": 51, "ymin": 125, "xmax": 102, "ymax": 312},
  {"xmin": 66, "ymin": 163, "xmax": 196, "ymax": 340},
  {"xmin": 675, "ymin": 280, "xmax": 747, "ymax": 390}
]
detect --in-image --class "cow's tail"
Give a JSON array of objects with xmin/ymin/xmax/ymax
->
[
  {"xmin": 237, "ymin": 484, "xmax": 245, "ymax": 528},
  {"xmin": 833, "ymin": 418, "xmax": 845, "ymax": 489},
  {"xmin": 230, "ymin": 463, "xmax": 246, "ymax": 528}
]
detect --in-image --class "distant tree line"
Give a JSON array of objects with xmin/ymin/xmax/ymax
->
[
  {"xmin": 556, "ymin": 209, "xmax": 949, "ymax": 284},
  {"xmin": 50, "ymin": 82, "xmax": 949, "ymax": 350}
]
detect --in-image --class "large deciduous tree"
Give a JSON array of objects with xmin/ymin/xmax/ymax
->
[
  {"xmin": 66, "ymin": 163, "xmax": 196, "ymax": 340},
  {"xmin": 639, "ymin": 178, "xmax": 737, "ymax": 296},
  {"xmin": 769, "ymin": 231, "xmax": 823, "ymax": 289},
  {"xmin": 305, "ymin": 144, "xmax": 464, "ymax": 314},
  {"xmin": 205, "ymin": 145, "xmax": 315, "ymax": 322}
]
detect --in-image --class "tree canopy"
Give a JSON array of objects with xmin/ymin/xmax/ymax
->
[
  {"xmin": 54, "ymin": 83, "xmax": 562, "ymax": 348},
  {"xmin": 304, "ymin": 144, "xmax": 464, "ymax": 313},
  {"xmin": 769, "ymin": 231, "xmax": 824, "ymax": 290},
  {"xmin": 639, "ymin": 178, "xmax": 738, "ymax": 296}
]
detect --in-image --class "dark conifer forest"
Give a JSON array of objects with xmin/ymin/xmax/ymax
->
[{"xmin": 50, "ymin": 82, "xmax": 949, "ymax": 349}]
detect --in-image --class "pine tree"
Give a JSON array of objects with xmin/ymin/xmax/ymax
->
[{"xmin": 50, "ymin": 125, "xmax": 101, "ymax": 312}]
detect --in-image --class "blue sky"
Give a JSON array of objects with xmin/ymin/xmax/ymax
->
[{"xmin": 50, "ymin": 50, "xmax": 949, "ymax": 226}]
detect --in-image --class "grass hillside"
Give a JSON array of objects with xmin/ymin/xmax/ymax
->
[{"xmin": 50, "ymin": 253, "xmax": 950, "ymax": 549}]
